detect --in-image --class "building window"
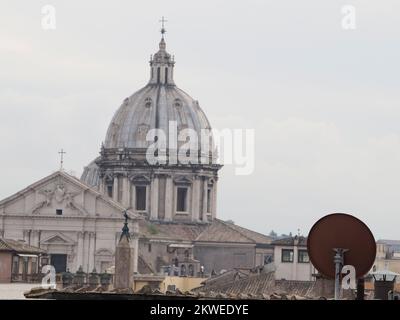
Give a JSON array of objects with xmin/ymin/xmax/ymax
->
[
  {"xmin": 136, "ymin": 186, "xmax": 147, "ymax": 211},
  {"xmin": 176, "ymin": 187, "xmax": 188, "ymax": 212},
  {"xmin": 298, "ymin": 250, "xmax": 310, "ymax": 263},
  {"xmin": 165, "ymin": 67, "xmax": 168, "ymax": 83},
  {"xmin": 281, "ymin": 249, "xmax": 294, "ymax": 263},
  {"xmin": 12, "ymin": 256, "xmax": 19, "ymax": 274},
  {"xmin": 264, "ymin": 254, "xmax": 273, "ymax": 265},
  {"xmin": 207, "ymin": 188, "xmax": 212, "ymax": 213},
  {"xmin": 148, "ymin": 243, "xmax": 152, "ymax": 253},
  {"xmin": 107, "ymin": 185, "xmax": 113, "ymax": 198},
  {"xmin": 56, "ymin": 209, "xmax": 63, "ymax": 215}
]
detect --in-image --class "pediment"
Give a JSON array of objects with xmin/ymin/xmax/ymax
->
[
  {"xmin": 95, "ymin": 248, "xmax": 114, "ymax": 256},
  {"xmin": 173, "ymin": 176, "xmax": 193, "ymax": 185},
  {"xmin": 41, "ymin": 233, "xmax": 75, "ymax": 245},
  {"xmin": 0, "ymin": 170, "xmax": 141, "ymax": 220},
  {"xmin": 130, "ymin": 174, "xmax": 151, "ymax": 185}
]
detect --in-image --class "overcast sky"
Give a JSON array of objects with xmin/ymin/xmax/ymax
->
[{"xmin": 1, "ymin": 1, "xmax": 400, "ymax": 239}]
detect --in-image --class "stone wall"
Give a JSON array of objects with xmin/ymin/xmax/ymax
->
[
  {"xmin": 0, "ymin": 252, "xmax": 12, "ymax": 283},
  {"xmin": 194, "ymin": 244, "xmax": 255, "ymax": 274}
]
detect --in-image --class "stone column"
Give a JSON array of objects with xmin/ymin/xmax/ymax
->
[
  {"xmin": 191, "ymin": 176, "xmax": 201, "ymax": 222},
  {"xmin": 202, "ymin": 178, "xmax": 208, "ymax": 222},
  {"xmin": 150, "ymin": 176, "xmax": 159, "ymax": 220},
  {"xmin": 122, "ymin": 176, "xmax": 130, "ymax": 208},
  {"xmin": 164, "ymin": 175, "xmax": 173, "ymax": 221},
  {"xmin": 113, "ymin": 176, "xmax": 119, "ymax": 203},
  {"xmin": 76, "ymin": 232, "xmax": 84, "ymax": 271},
  {"xmin": 212, "ymin": 179, "xmax": 218, "ymax": 220}
]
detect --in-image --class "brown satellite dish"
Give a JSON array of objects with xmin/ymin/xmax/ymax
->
[{"xmin": 307, "ymin": 213, "xmax": 376, "ymax": 279}]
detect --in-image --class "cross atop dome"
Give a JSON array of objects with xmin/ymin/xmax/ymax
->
[{"xmin": 159, "ymin": 16, "xmax": 167, "ymax": 39}]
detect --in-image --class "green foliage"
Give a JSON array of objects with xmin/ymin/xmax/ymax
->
[{"xmin": 147, "ymin": 224, "xmax": 158, "ymax": 235}]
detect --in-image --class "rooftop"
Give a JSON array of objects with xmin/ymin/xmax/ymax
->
[
  {"xmin": 271, "ymin": 235, "xmax": 307, "ymax": 247},
  {"xmin": 0, "ymin": 238, "xmax": 46, "ymax": 254}
]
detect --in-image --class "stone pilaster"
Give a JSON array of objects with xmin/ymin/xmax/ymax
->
[
  {"xmin": 122, "ymin": 176, "xmax": 130, "ymax": 208},
  {"xmin": 202, "ymin": 178, "xmax": 208, "ymax": 222},
  {"xmin": 76, "ymin": 231, "xmax": 84, "ymax": 271},
  {"xmin": 88, "ymin": 232, "xmax": 96, "ymax": 272},
  {"xmin": 150, "ymin": 176, "xmax": 159, "ymax": 220},
  {"xmin": 164, "ymin": 175, "xmax": 173, "ymax": 221},
  {"xmin": 83, "ymin": 231, "xmax": 90, "ymax": 273},
  {"xmin": 131, "ymin": 184, "xmax": 136, "ymax": 211},
  {"xmin": 191, "ymin": 176, "xmax": 201, "ymax": 222},
  {"xmin": 212, "ymin": 179, "xmax": 218, "ymax": 220},
  {"xmin": 113, "ymin": 176, "xmax": 119, "ymax": 203},
  {"xmin": 99, "ymin": 178, "xmax": 105, "ymax": 195},
  {"xmin": 23, "ymin": 230, "xmax": 30, "ymax": 244},
  {"xmin": 31, "ymin": 230, "xmax": 40, "ymax": 247}
]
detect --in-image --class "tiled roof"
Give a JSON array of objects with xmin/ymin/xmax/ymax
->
[
  {"xmin": 0, "ymin": 238, "xmax": 46, "ymax": 254},
  {"xmin": 195, "ymin": 219, "xmax": 272, "ymax": 244},
  {"xmin": 192, "ymin": 270, "xmax": 339, "ymax": 299},
  {"xmin": 272, "ymin": 236, "xmax": 307, "ymax": 247},
  {"xmin": 139, "ymin": 220, "xmax": 207, "ymax": 241},
  {"xmin": 377, "ymin": 239, "xmax": 400, "ymax": 246},
  {"xmin": 139, "ymin": 219, "xmax": 272, "ymax": 245},
  {"xmin": 200, "ymin": 269, "xmax": 251, "ymax": 287}
]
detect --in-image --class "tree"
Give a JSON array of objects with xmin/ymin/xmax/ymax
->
[{"xmin": 269, "ymin": 230, "xmax": 278, "ymax": 238}]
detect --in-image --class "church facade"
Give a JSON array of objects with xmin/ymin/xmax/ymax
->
[
  {"xmin": 0, "ymin": 29, "xmax": 273, "ymax": 277},
  {"xmin": 0, "ymin": 171, "xmax": 140, "ymax": 274}
]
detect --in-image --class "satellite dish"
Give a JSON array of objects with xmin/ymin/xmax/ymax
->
[{"xmin": 307, "ymin": 213, "xmax": 376, "ymax": 279}]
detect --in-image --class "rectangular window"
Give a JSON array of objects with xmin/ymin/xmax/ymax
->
[
  {"xmin": 56, "ymin": 209, "xmax": 63, "ymax": 215},
  {"xmin": 281, "ymin": 249, "xmax": 294, "ymax": 263},
  {"xmin": 136, "ymin": 186, "xmax": 147, "ymax": 211},
  {"xmin": 207, "ymin": 189, "xmax": 212, "ymax": 213},
  {"xmin": 298, "ymin": 250, "xmax": 310, "ymax": 263},
  {"xmin": 148, "ymin": 243, "xmax": 152, "ymax": 252},
  {"xmin": 107, "ymin": 185, "xmax": 113, "ymax": 198},
  {"xmin": 176, "ymin": 187, "xmax": 188, "ymax": 212}
]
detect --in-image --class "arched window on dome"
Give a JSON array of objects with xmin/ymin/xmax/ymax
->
[{"xmin": 145, "ymin": 97, "xmax": 152, "ymax": 108}]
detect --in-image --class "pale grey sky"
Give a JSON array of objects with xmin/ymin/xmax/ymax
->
[{"xmin": 1, "ymin": 1, "xmax": 400, "ymax": 239}]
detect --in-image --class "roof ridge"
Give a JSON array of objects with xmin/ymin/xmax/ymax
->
[
  {"xmin": 215, "ymin": 219, "xmax": 257, "ymax": 243},
  {"xmin": 223, "ymin": 219, "xmax": 272, "ymax": 240}
]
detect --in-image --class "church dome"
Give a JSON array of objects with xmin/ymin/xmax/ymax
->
[
  {"xmin": 81, "ymin": 29, "xmax": 221, "ymax": 223},
  {"xmin": 104, "ymin": 37, "xmax": 213, "ymax": 154}
]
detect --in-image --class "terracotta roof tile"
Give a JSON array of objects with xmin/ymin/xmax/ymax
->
[{"xmin": 0, "ymin": 238, "xmax": 46, "ymax": 254}]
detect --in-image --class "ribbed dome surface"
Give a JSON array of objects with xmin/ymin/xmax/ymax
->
[{"xmin": 104, "ymin": 84, "xmax": 212, "ymax": 149}]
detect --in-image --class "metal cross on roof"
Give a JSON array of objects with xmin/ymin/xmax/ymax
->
[
  {"xmin": 58, "ymin": 149, "xmax": 66, "ymax": 170},
  {"xmin": 159, "ymin": 16, "xmax": 168, "ymax": 37}
]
